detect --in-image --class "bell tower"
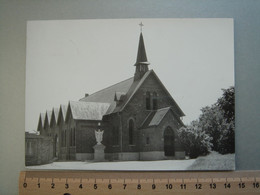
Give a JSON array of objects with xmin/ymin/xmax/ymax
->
[{"xmin": 134, "ymin": 23, "xmax": 150, "ymax": 81}]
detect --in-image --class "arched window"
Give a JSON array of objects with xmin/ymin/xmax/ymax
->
[
  {"xmin": 129, "ymin": 119, "xmax": 134, "ymax": 145},
  {"xmin": 113, "ymin": 126, "xmax": 119, "ymax": 145},
  {"xmin": 152, "ymin": 92, "xmax": 158, "ymax": 110},
  {"xmin": 64, "ymin": 130, "xmax": 66, "ymax": 147},
  {"xmin": 146, "ymin": 137, "xmax": 150, "ymax": 145},
  {"xmin": 146, "ymin": 92, "xmax": 151, "ymax": 110},
  {"xmin": 73, "ymin": 128, "xmax": 76, "ymax": 146}
]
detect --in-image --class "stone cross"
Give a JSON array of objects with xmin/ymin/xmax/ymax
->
[{"xmin": 139, "ymin": 22, "xmax": 144, "ymax": 32}]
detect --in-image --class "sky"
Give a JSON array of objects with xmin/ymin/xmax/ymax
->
[{"xmin": 26, "ymin": 18, "xmax": 234, "ymax": 132}]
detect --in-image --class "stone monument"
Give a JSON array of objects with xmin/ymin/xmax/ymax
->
[{"xmin": 93, "ymin": 123, "xmax": 106, "ymax": 161}]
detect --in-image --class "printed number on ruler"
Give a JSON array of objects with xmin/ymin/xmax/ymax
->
[{"xmin": 20, "ymin": 176, "xmax": 260, "ymax": 194}]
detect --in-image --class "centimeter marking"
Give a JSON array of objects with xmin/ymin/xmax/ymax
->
[{"xmin": 20, "ymin": 171, "xmax": 260, "ymax": 195}]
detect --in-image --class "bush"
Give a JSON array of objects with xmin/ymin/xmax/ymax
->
[{"xmin": 178, "ymin": 121, "xmax": 212, "ymax": 159}]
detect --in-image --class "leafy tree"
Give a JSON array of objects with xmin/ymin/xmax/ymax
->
[
  {"xmin": 198, "ymin": 86, "xmax": 235, "ymax": 154},
  {"xmin": 217, "ymin": 87, "xmax": 235, "ymax": 123},
  {"xmin": 178, "ymin": 121, "xmax": 212, "ymax": 158},
  {"xmin": 178, "ymin": 86, "xmax": 235, "ymax": 157},
  {"xmin": 198, "ymin": 104, "xmax": 231, "ymax": 152}
]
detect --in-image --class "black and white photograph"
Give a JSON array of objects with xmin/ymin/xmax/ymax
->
[{"xmin": 25, "ymin": 18, "xmax": 235, "ymax": 170}]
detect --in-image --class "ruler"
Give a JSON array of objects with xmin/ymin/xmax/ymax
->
[{"xmin": 20, "ymin": 170, "xmax": 260, "ymax": 195}]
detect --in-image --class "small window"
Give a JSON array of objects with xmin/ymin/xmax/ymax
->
[
  {"xmin": 146, "ymin": 137, "xmax": 150, "ymax": 145},
  {"xmin": 70, "ymin": 128, "xmax": 75, "ymax": 146},
  {"xmin": 73, "ymin": 128, "xmax": 76, "ymax": 146},
  {"xmin": 146, "ymin": 92, "xmax": 151, "ymax": 110},
  {"xmin": 152, "ymin": 92, "xmax": 158, "ymax": 110},
  {"xmin": 129, "ymin": 119, "xmax": 134, "ymax": 145},
  {"xmin": 64, "ymin": 130, "xmax": 66, "ymax": 147}
]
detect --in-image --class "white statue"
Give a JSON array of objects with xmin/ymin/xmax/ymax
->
[{"xmin": 95, "ymin": 129, "xmax": 104, "ymax": 145}]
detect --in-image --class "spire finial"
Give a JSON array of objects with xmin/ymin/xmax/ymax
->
[{"xmin": 139, "ymin": 22, "xmax": 144, "ymax": 32}]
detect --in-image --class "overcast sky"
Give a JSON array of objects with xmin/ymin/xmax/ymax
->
[{"xmin": 26, "ymin": 18, "xmax": 234, "ymax": 132}]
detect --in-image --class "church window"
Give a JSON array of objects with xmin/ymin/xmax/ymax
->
[
  {"xmin": 70, "ymin": 128, "xmax": 75, "ymax": 146},
  {"xmin": 152, "ymin": 92, "xmax": 158, "ymax": 110},
  {"xmin": 146, "ymin": 137, "xmax": 150, "ymax": 145},
  {"xmin": 129, "ymin": 119, "xmax": 134, "ymax": 145},
  {"xmin": 73, "ymin": 128, "xmax": 76, "ymax": 146},
  {"xmin": 146, "ymin": 92, "xmax": 151, "ymax": 110},
  {"xmin": 63, "ymin": 130, "xmax": 66, "ymax": 147},
  {"xmin": 113, "ymin": 126, "xmax": 119, "ymax": 145}
]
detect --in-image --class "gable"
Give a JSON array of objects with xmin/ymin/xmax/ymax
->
[
  {"xmin": 37, "ymin": 113, "xmax": 45, "ymax": 131},
  {"xmin": 113, "ymin": 70, "xmax": 184, "ymax": 117},
  {"xmin": 43, "ymin": 111, "xmax": 52, "ymax": 129},
  {"xmin": 50, "ymin": 108, "xmax": 59, "ymax": 127}
]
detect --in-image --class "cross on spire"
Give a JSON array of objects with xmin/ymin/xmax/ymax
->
[{"xmin": 139, "ymin": 22, "xmax": 144, "ymax": 32}]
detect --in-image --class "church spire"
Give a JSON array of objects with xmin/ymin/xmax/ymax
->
[
  {"xmin": 135, "ymin": 32, "xmax": 149, "ymax": 65},
  {"xmin": 134, "ymin": 26, "xmax": 150, "ymax": 81}
]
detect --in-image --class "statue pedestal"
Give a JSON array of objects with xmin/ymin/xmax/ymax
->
[{"xmin": 93, "ymin": 143, "xmax": 106, "ymax": 161}]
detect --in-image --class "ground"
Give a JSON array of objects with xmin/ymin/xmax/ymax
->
[
  {"xmin": 187, "ymin": 151, "xmax": 235, "ymax": 170},
  {"xmin": 26, "ymin": 152, "xmax": 235, "ymax": 171}
]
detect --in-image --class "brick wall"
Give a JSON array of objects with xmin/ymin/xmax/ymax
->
[{"xmin": 25, "ymin": 133, "xmax": 53, "ymax": 166}]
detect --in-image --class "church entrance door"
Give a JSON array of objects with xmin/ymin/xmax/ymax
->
[{"xmin": 164, "ymin": 126, "xmax": 175, "ymax": 156}]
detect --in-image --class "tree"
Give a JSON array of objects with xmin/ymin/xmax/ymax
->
[
  {"xmin": 178, "ymin": 86, "xmax": 235, "ymax": 157},
  {"xmin": 178, "ymin": 121, "xmax": 212, "ymax": 158},
  {"xmin": 217, "ymin": 87, "xmax": 235, "ymax": 123},
  {"xmin": 197, "ymin": 86, "xmax": 235, "ymax": 154},
  {"xmin": 198, "ymin": 104, "xmax": 234, "ymax": 153}
]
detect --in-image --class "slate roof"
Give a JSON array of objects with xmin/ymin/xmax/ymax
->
[
  {"xmin": 149, "ymin": 107, "xmax": 171, "ymax": 126},
  {"xmin": 114, "ymin": 92, "xmax": 126, "ymax": 101},
  {"xmin": 79, "ymin": 69, "xmax": 184, "ymax": 117},
  {"xmin": 141, "ymin": 107, "xmax": 184, "ymax": 128},
  {"xmin": 67, "ymin": 101, "xmax": 110, "ymax": 121},
  {"xmin": 79, "ymin": 77, "xmax": 134, "ymax": 115}
]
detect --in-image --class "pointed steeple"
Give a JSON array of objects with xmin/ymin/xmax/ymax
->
[
  {"xmin": 134, "ymin": 32, "xmax": 150, "ymax": 81},
  {"xmin": 135, "ymin": 33, "xmax": 149, "ymax": 65}
]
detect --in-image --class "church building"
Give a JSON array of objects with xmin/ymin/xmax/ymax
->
[{"xmin": 27, "ymin": 31, "xmax": 186, "ymax": 165}]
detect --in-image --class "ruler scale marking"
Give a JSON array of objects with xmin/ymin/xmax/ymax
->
[{"xmin": 19, "ymin": 171, "xmax": 260, "ymax": 195}]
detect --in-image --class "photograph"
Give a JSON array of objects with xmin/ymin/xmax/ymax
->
[{"xmin": 25, "ymin": 18, "xmax": 235, "ymax": 170}]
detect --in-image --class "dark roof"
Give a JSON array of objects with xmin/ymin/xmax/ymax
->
[
  {"xmin": 79, "ymin": 77, "xmax": 134, "ymax": 114},
  {"xmin": 135, "ymin": 33, "xmax": 150, "ymax": 66},
  {"xmin": 79, "ymin": 68, "xmax": 184, "ymax": 117},
  {"xmin": 141, "ymin": 107, "xmax": 184, "ymax": 129}
]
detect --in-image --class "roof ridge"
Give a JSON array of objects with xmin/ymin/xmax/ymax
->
[
  {"xmin": 79, "ymin": 77, "xmax": 133, "ymax": 101},
  {"xmin": 157, "ymin": 106, "xmax": 171, "ymax": 111},
  {"xmin": 70, "ymin": 100, "xmax": 110, "ymax": 105}
]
